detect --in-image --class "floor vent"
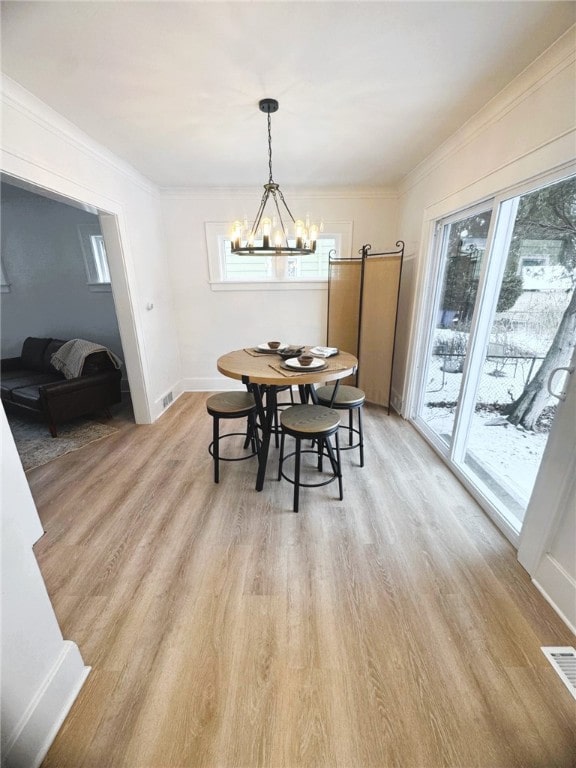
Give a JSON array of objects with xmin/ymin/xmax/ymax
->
[
  {"xmin": 162, "ymin": 391, "xmax": 173, "ymax": 409},
  {"xmin": 541, "ymin": 647, "xmax": 576, "ymax": 700}
]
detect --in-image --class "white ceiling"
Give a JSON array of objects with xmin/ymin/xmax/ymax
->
[{"xmin": 1, "ymin": 1, "xmax": 574, "ymax": 189}]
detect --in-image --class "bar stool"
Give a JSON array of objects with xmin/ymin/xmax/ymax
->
[
  {"xmin": 277, "ymin": 404, "xmax": 343, "ymax": 512},
  {"xmin": 315, "ymin": 384, "xmax": 365, "ymax": 467},
  {"xmin": 206, "ymin": 391, "xmax": 259, "ymax": 483}
]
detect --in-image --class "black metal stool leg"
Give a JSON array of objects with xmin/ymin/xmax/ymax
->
[
  {"xmin": 335, "ymin": 431, "xmax": 343, "ymax": 499},
  {"xmin": 248, "ymin": 412, "xmax": 259, "ymax": 453},
  {"xmin": 278, "ymin": 432, "xmax": 286, "ymax": 480},
  {"xmin": 358, "ymin": 407, "xmax": 364, "ymax": 467},
  {"xmin": 322, "ymin": 434, "xmax": 340, "ymax": 498},
  {"xmin": 243, "ymin": 415, "xmax": 252, "ymax": 449},
  {"xmin": 213, "ymin": 415, "xmax": 220, "ymax": 483},
  {"xmin": 273, "ymin": 402, "xmax": 280, "ymax": 448},
  {"xmin": 294, "ymin": 436, "xmax": 301, "ymax": 513}
]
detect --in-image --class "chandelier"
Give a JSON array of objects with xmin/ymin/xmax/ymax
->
[{"xmin": 230, "ymin": 98, "xmax": 320, "ymax": 256}]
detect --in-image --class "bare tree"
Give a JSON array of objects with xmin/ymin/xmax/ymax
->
[{"xmin": 503, "ymin": 177, "xmax": 576, "ymax": 430}]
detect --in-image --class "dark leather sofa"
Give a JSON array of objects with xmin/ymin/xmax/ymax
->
[{"xmin": 1, "ymin": 336, "xmax": 122, "ymax": 437}]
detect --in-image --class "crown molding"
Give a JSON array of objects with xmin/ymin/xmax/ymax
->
[
  {"xmin": 1, "ymin": 75, "xmax": 159, "ymax": 197},
  {"xmin": 160, "ymin": 185, "xmax": 398, "ymax": 200},
  {"xmin": 399, "ymin": 25, "xmax": 576, "ymax": 196}
]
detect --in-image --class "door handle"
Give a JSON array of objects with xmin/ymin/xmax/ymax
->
[{"xmin": 547, "ymin": 366, "xmax": 574, "ymax": 402}]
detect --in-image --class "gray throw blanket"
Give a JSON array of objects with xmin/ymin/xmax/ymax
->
[{"xmin": 51, "ymin": 339, "xmax": 123, "ymax": 379}]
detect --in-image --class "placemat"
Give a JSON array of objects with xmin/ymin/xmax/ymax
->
[
  {"xmin": 243, "ymin": 347, "xmax": 306, "ymax": 358},
  {"xmin": 267, "ymin": 361, "xmax": 350, "ymax": 378},
  {"xmin": 244, "ymin": 347, "xmax": 270, "ymax": 357}
]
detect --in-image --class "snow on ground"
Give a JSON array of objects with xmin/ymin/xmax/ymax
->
[
  {"xmin": 421, "ymin": 286, "xmax": 572, "ymax": 512},
  {"xmin": 422, "ymin": 402, "xmax": 548, "ymax": 505},
  {"xmin": 422, "ymin": 341, "xmax": 554, "ymax": 507}
]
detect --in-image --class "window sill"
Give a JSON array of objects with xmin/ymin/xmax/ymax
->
[{"xmin": 209, "ymin": 280, "xmax": 328, "ymax": 292}]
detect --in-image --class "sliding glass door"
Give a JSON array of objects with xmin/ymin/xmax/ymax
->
[
  {"xmin": 413, "ymin": 174, "xmax": 576, "ymax": 536},
  {"xmin": 418, "ymin": 207, "xmax": 492, "ymax": 448}
]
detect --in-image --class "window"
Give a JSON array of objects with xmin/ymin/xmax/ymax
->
[
  {"xmin": 78, "ymin": 225, "xmax": 112, "ymax": 291},
  {"xmin": 1, "ymin": 261, "xmax": 10, "ymax": 293},
  {"xmin": 206, "ymin": 221, "xmax": 352, "ymax": 290},
  {"xmin": 87, "ymin": 235, "xmax": 111, "ymax": 284}
]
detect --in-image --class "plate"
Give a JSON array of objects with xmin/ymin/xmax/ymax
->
[
  {"xmin": 257, "ymin": 342, "xmax": 287, "ymax": 352},
  {"xmin": 283, "ymin": 357, "xmax": 327, "ymax": 371}
]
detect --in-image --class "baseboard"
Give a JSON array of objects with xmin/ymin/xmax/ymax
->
[
  {"xmin": 149, "ymin": 379, "xmax": 241, "ymax": 422},
  {"xmin": 3, "ymin": 641, "xmax": 90, "ymax": 768},
  {"xmin": 533, "ymin": 555, "xmax": 576, "ymax": 635}
]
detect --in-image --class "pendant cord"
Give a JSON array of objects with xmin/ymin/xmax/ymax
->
[{"xmin": 267, "ymin": 112, "xmax": 273, "ymax": 184}]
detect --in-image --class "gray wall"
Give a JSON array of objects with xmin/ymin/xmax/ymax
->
[{"xmin": 1, "ymin": 182, "xmax": 125, "ymax": 379}]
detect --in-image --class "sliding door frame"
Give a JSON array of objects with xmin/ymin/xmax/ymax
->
[
  {"xmin": 449, "ymin": 198, "xmax": 518, "ymax": 466},
  {"xmin": 405, "ymin": 162, "xmax": 576, "ymax": 545}
]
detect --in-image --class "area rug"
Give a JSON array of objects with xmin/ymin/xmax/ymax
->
[{"xmin": 6, "ymin": 414, "xmax": 119, "ymax": 471}]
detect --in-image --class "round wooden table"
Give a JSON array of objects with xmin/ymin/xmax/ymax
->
[{"xmin": 217, "ymin": 348, "xmax": 358, "ymax": 490}]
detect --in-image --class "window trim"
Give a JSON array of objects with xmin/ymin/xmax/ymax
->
[{"xmin": 205, "ymin": 221, "xmax": 353, "ymax": 291}]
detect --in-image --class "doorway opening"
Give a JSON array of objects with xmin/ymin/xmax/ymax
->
[{"xmin": 0, "ymin": 176, "xmax": 138, "ymax": 465}]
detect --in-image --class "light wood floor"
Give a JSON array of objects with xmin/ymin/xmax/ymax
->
[{"xmin": 29, "ymin": 392, "xmax": 575, "ymax": 768}]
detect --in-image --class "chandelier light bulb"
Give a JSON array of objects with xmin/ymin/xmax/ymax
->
[
  {"xmin": 294, "ymin": 220, "xmax": 304, "ymax": 249},
  {"xmin": 232, "ymin": 220, "xmax": 243, "ymax": 249}
]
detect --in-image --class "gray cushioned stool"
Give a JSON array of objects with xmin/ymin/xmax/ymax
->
[
  {"xmin": 278, "ymin": 404, "xmax": 343, "ymax": 512},
  {"xmin": 206, "ymin": 391, "xmax": 259, "ymax": 483},
  {"xmin": 315, "ymin": 384, "xmax": 365, "ymax": 467}
]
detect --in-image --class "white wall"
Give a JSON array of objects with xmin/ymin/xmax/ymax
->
[
  {"xmin": 1, "ymin": 407, "xmax": 90, "ymax": 768},
  {"xmin": 160, "ymin": 188, "xmax": 398, "ymax": 391}
]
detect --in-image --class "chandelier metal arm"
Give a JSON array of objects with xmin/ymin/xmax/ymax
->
[{"xmin": 275, "ymin": 186, "xmax": 298, "ymax": 227}]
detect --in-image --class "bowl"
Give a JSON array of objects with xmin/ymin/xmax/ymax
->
[
  {"xmin": 298, "ymin": 354, "xmax": 314, "ymax": 366},
  {"xmin": 268, "ymin": 341, "xmax": 281, "ymax": 350}
]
